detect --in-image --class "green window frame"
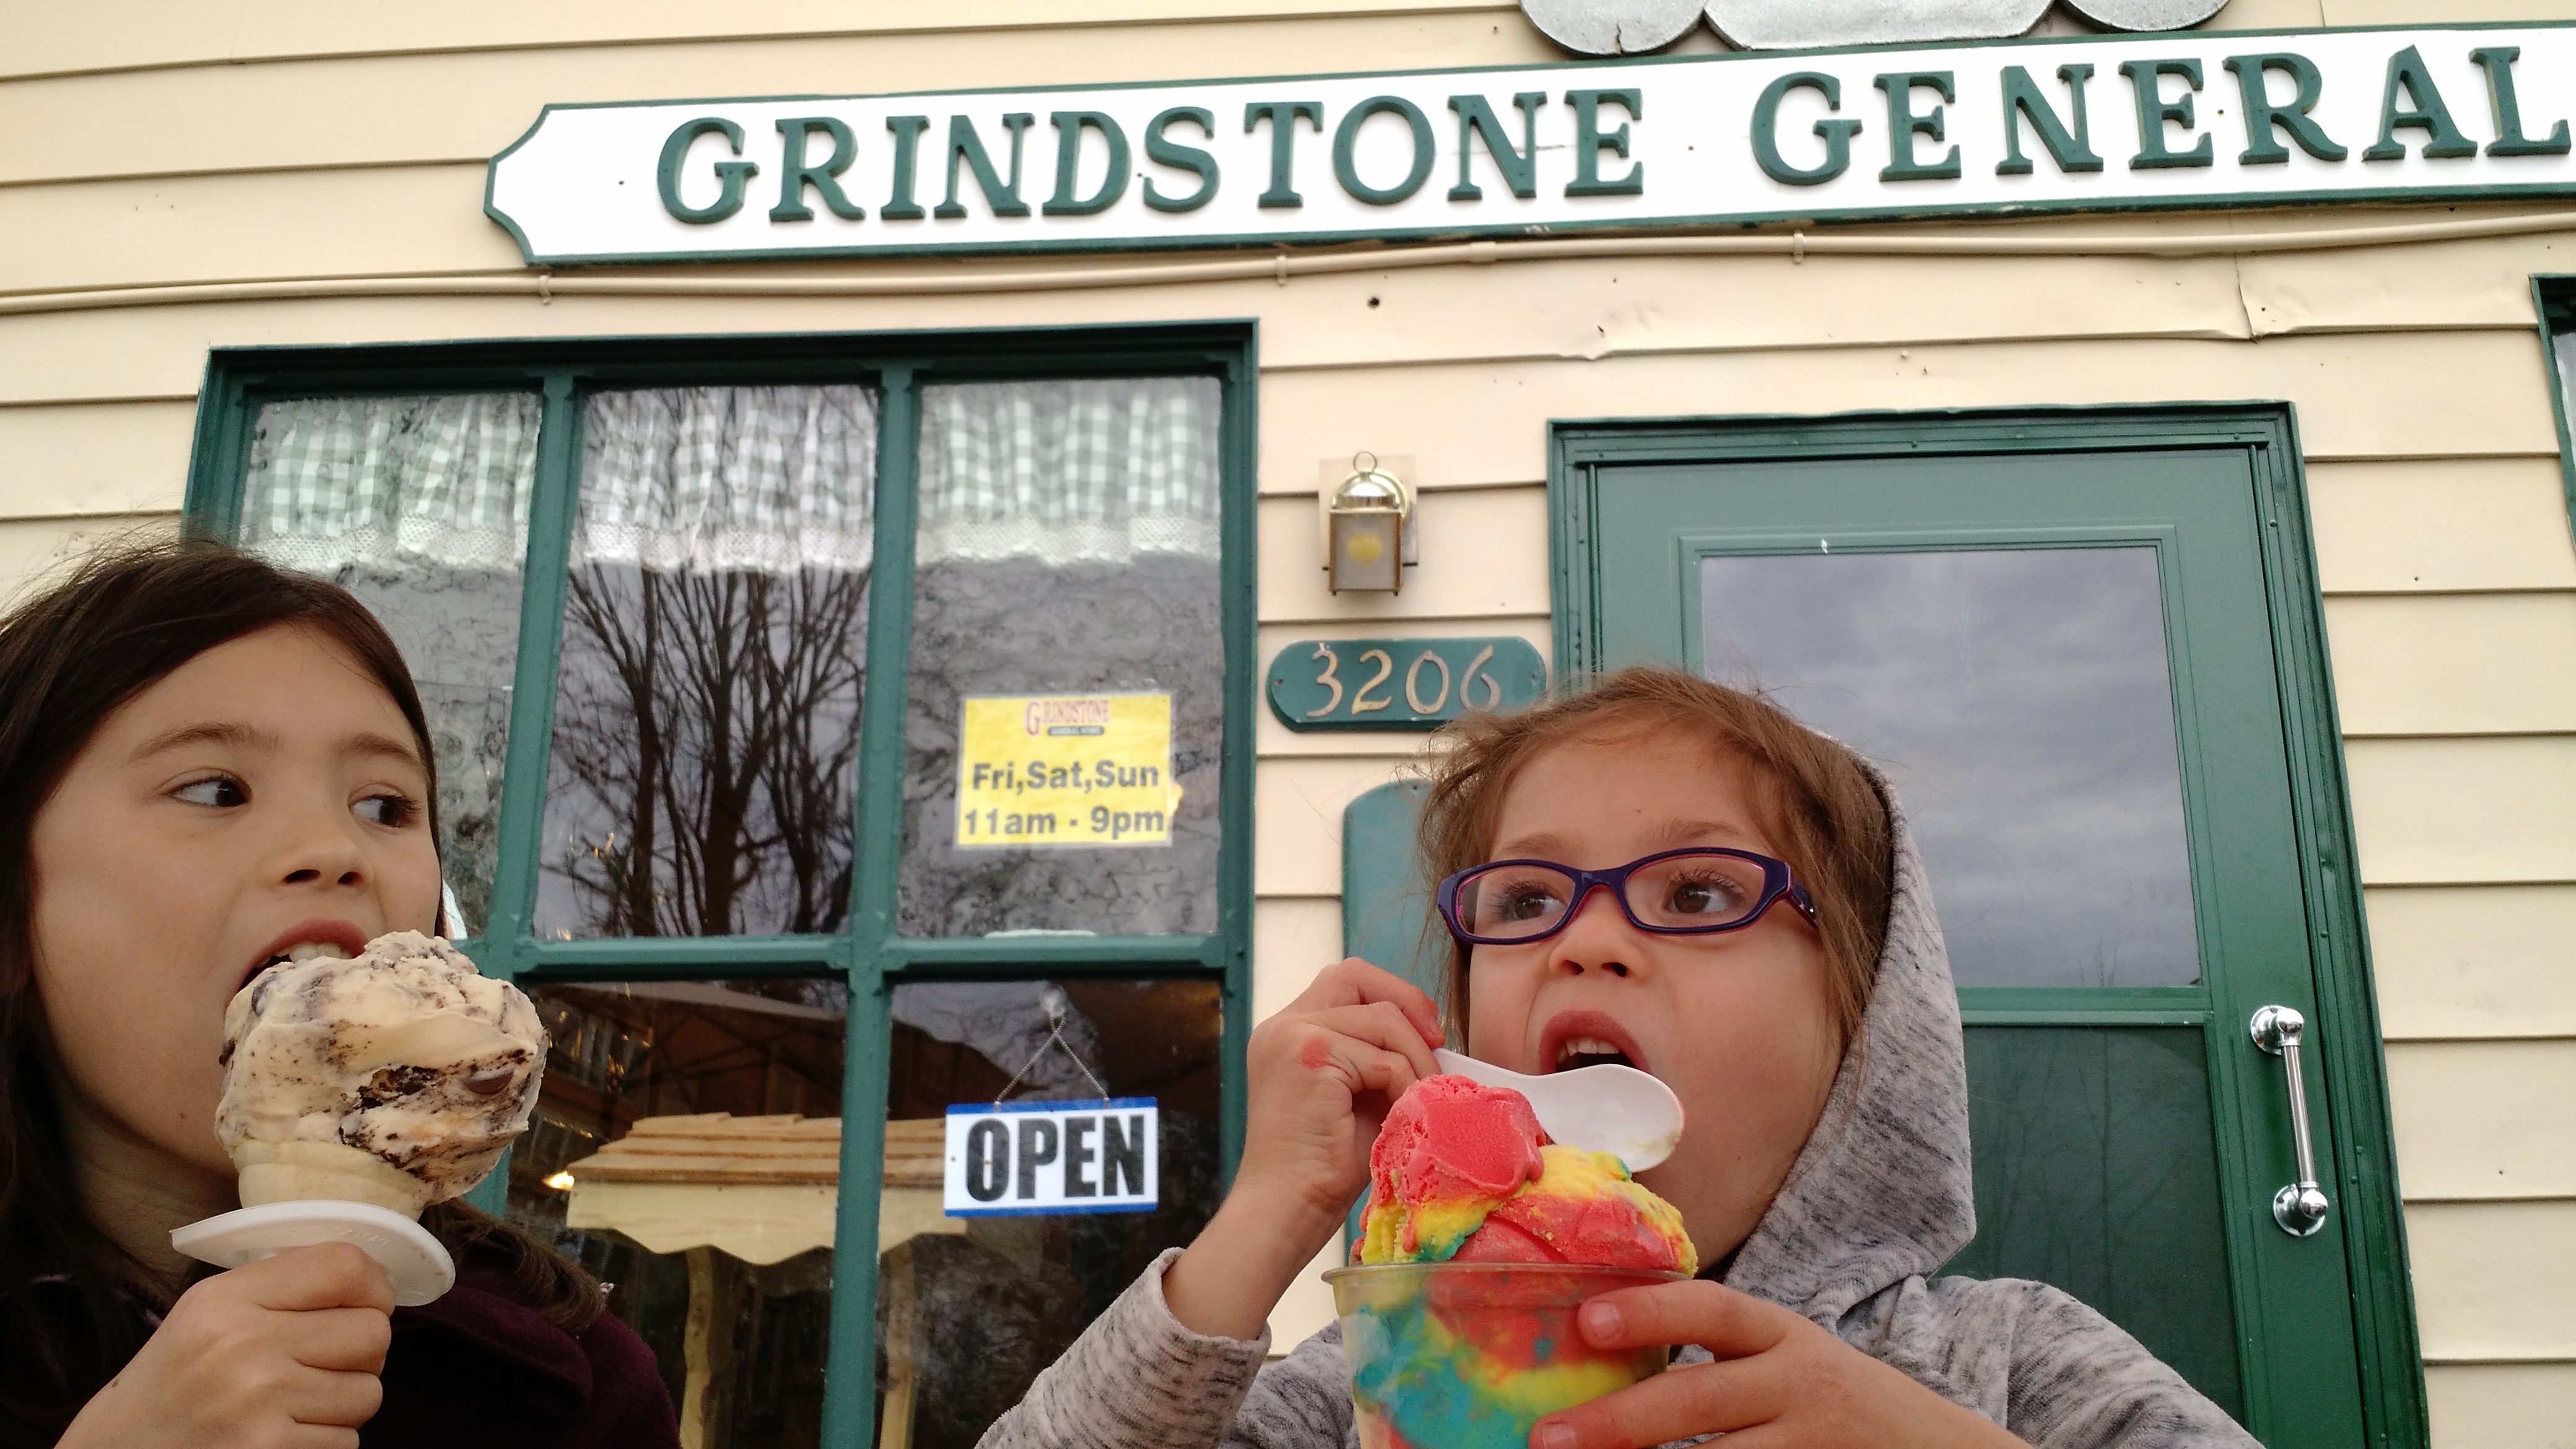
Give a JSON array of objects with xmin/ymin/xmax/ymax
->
[{"xmin": 181, "ymin": 322, "xmax": 1260, "ymax": 1445}]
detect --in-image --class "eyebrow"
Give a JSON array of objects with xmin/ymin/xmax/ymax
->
[
  {"xmin": 131, "ymin": 721, "xmax": 426, "ymax": 772},
  {"xmin": 1492, "ymin": 819, "xmax": 1762, "ymax": 859},
  {"xmin": 344, "ymin": 731, "xmax": 430, "ymax": 771},
  {"xmin": 131, "ymin": 721, "xmax": 280, "ymax": 761},
  {"xmin": 1653, "ymin": 819, "xmax": 1762, "ymax": 850}
]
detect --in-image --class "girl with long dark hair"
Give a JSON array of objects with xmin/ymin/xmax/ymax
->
[{"xmin": 0, "ymin": 539, "xmax": 678, "ymax": 1448}]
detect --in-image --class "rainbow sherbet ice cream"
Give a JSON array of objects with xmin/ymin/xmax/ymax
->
[
  {"xmin": 1328, "ymin": 1076, "xmax": 1697, "ymax": 1449},
  {"xmin": 1357, "ymin": 1075, "xmax": 1695, "ymax": 1273}
]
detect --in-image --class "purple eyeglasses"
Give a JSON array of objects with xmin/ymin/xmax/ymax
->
[{"xmin": 1437, "ymin": 847, "xmax": 1818, "ymax": 946}]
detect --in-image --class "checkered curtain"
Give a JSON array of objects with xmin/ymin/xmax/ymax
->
[
  {"xmin": 578, "ymin": 386, "xmax": 877, "ymax": 574},
  {"xmin": 918, "ymin": 376, "xmax": 1222, "ymax": 564},
  {"xmin": 241, "ymin": 377, "xmax": 1219, "ymax": 576},
  {"xmin": 242, "ymin": 393, "xmax": 541, "ymax": 573}
]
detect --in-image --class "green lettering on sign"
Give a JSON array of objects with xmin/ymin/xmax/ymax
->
[
  {"xmin": 2365, "ymin": 45, "xmax": 2479, "ymax": 161},
  {"xmin": 1998, "ymin": 64, "xmax": 2102, "ymax": 176},
  {"xmin": 770, "ymin": 116, "xmax": 865, "ymax": 222},
  {"xmin": 1268, "ymin": 637, "xmax": 1548, "ymax": 731},
  {"xmin": 657, "ymin": 116, "xmax": 758, "ymax": 224},
  {"xmin": 881, "ymin": 115, "xmax": 932, "ymax": 220},
  {"xmin": 1565, "ymin": 89, "xmax": 1643, "ymax": 197},
  {"xmin": 2121, "ymin": 58, "xmax": 2215, "ymax": 170},
  {"xmin": 1045, "ymin": 111, "xmax": 1131, "ymax": 216},
  {"xmin": 1449, "ymin": 93, "xmax": 1545, "ymax": 201},
  {"xmin": 1333, "ymin": 96, "xmax": 1436, "ymax": 206},
  {"xmin": 2473, "ymin": 46, "xmax": 2573, "ymax": 157},
  {"xmin": 1245, "ymin": 100, "xmax": 1324, "ymax": 208},
  {"xmin": 1877, "ymin": 71, "xmax": 1962, "ymax": 181},
  {"xmin": 938, "ymin": 113, "xmax": 1037, "ymax": 218},
  {"xmin": 1752, "ymin": 72, "xmax": 1862, "ymax": 186},
  {"xmin": 1142, "ymin": 107, "xmax": 1220, "ymax": 211},
  {"xmin": 2223, "ymin": 53, "xmax": 2348, "ymax": 165}
]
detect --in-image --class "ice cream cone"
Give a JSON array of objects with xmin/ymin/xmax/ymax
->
[
  {"xmin": 233, "ymin": 1140, "xmax": 434, "ymax": 1217},
  {"xmin": 217, "ymin": 933, "xmax": 546, "ymax": 1214}
]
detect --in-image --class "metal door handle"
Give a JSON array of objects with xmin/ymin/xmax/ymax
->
[{"xmin": 2251, "ymin": 1005, "xmax": 2331, "ymax": 1237}]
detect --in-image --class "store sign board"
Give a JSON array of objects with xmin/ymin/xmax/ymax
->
[
  {"xmin": 1269, "ymin": 637, "xmax": 1549, "ymax": 731},
  {"xmin": 489, "ymin": 25, "xmax": 2576, "ymax": 264},
  {"xmin": 954, "ymin": 692, "xmax": 1181, "ymax": 848},
  {"xmin": 944, "ymin": 1099, "xmax": 1159, "ymax": 1216}
]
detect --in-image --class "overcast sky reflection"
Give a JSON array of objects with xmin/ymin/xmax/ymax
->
[{"xmin": 1700, "ymin": 547, "xmax": 2201, "ymax": 988}]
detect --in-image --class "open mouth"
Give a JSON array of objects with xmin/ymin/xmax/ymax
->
[
  {"xmin": 1554, "ymin": 1037, "xmax": 1637, "ymax": 1071},
  {"xmin": 1541, "ymin": 1012, "xmax": 1648, "ymax": 1075},
  {"xmin": 240, "ymin": 926, "xmax": 367, "ymax": 994}
]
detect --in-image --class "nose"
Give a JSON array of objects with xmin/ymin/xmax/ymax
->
[
  {"xmin": 266, "ymin": 799, "xmax": 370, "ymax": 893},
  {"xmin": 1546, "ymin": 882, "xmax": 1638, "ymax": 980}
]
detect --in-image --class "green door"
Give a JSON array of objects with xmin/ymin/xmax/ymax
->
[{"xmin": 1551, "ymin": 407, "xmax": 2421, "ymax": 1449}]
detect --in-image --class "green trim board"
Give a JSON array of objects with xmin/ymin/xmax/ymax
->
[
  {"xmin": 487, "ymin": 24, "xmax": 2576, "ymax": 266},
  {"xmin": 1338, "ymin": 776, "xmax": 1437, "ymax": 1251},
  {"xmin": 2527, "ymin": 275, "xmax": 2576, "ymax": 549},
  {"xmin": 181, "ymin": 321, "xmax": 1261, "ymax": 1447},
  {"xmin": 1341, "ymin": 779, "xmax": 1443, "ymax": 1005},
  {"xmin": 1957, "ymin": 985, "xmax": 2214, "ymax": 1027},
  {"xmin": 1548, "ymin": 405, "xmax": 2421, "ymax": 1448}
]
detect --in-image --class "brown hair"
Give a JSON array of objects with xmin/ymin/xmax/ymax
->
[
  {"xmin": 0, "ymin": 538, "xmax": 598, "ymax": 1445},
  {"xmin": 1417, "ymin": 666, "xmax": 1895, "ymax": 1053}
]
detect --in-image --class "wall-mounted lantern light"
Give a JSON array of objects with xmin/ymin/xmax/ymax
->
[{"xmin": 1325, "ymin": 453, "xmax": 1414, "ymax": 594}]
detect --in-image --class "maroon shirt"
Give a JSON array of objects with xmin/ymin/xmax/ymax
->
[{"xmin": 367, "ymin": 1260, "xmax": 679, "ymax": 1449}]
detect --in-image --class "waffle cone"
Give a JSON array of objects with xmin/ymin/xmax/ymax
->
[{"xmin": 233, "ymin": 1140, "xmax": 433, "ymax": 1217}]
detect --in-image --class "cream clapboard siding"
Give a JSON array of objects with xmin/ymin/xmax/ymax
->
[{"xmin": 5, "ymin": 1, "xmax": 2576, "ymax": 1439}]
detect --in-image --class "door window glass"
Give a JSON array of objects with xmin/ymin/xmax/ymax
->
[
  {"xmin": 877, "ymin": 977, "xmax": 1224, "ymax": 1449},
  {"xmin": 898, "ymin": 380, "xmax": 1224, "ymax": 937},
  {"xmin": 1949, "ymin": 1025, "xmax": 2240, "ymax": 1416},
  {"xmin": 242, "ymin": 392, "xmax": 539, "ymax": 936},
  {"xmin": 1699, "ymin": 547, "xmax": 2199, "ymax": 987},
  {"xmin": 537, "ymin": 387, "xmax": 876, "ymax": 939},
  {"xmin": 509, "ymin": 977, "xmax": 849, "ymax": 1449}
]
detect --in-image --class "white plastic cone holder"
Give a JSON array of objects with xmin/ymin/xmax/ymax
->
[{"xmin": 172, "ymin": 1200, "xmax": 455, "ymax": 1306}]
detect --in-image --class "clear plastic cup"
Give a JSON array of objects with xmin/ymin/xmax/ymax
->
[{"xmin": 1324, "ymin": 1262, "xmax": 1681, "ymax": 1449}]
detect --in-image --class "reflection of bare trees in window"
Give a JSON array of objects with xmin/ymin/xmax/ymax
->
[
  {"xmin": 539, "ymin": 564, "xmax": 868, "ymax": 938},
  {"xmin": 316, "ymin": 564, "xmax": 524, "ymax": 937}
]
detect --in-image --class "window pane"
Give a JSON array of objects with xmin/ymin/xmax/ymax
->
[
  {"xmin": 537, "ymin": 386, "xmax": 877, "ymax": 939},
  {"xmin": 242, "ymin": 393, "xmax": 539, "ymax": 936},
  {"xmin": 899, "ymin": 378, "xmax": 1224, "ymax": 937},
  {"xmin": 878, "ymin": 978, "xmax": 1224, "ymax": 1449},
  {"xmin": 1699, "ymin": 547, "xmax": 2199, "ymax": 987},
  {"xmin": 1949, "ymin": 1025, "xmax": 2242, "ymax": 1417},
  {"xmin": 509, "ymin": 977, "xmax": 848, "ymax": 1449}
]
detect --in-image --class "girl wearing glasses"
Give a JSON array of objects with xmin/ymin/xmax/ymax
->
[{"xmin": 986, "ymin": 666, "xmax": 2249, "ymax": 1449}]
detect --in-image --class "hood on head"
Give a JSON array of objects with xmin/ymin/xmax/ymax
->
[{"xmin": 1721, "ymin": 762, "xmax": 1975, "ymax": 1326}]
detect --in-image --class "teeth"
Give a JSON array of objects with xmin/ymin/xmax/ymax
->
[
  {"xmin": 285, "ymin": 942, "xmax": 354, "ymax": 964},
  {"xmin": 1557, "ymin": 1036, "xmax": 1625, "ymax": 1063}
]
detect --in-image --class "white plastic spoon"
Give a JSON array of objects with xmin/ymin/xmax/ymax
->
[{"xmin": 1431, "ymin": 1047, "xmax": 1684, "ymax": 1172}]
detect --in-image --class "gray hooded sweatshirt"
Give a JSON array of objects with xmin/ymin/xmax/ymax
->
[{"xmin": 979, "ymin": 786, "xmax": 2259, "ymax": 1448}]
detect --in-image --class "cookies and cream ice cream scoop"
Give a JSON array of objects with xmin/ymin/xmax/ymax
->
[
  {"xmin": 178, "ymin": 931, "xmax": 547, "ymax": 1304},
  {"xmin": 214, "ymin": 930, "xmax": 545, "ymax": 1214}
]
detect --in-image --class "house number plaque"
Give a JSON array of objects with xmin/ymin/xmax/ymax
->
[{"xmin": 1267, "ymin": 637, "xmax": 1547, "ymax": 731}]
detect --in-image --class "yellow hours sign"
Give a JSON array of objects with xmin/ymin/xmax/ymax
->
[{"xmin": 954, "ymin": 694, "xmax": 1183, "ymax": 848}]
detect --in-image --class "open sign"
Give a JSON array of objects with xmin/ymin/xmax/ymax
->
[{"xmin": 942, "ymin": 1099, "xmax": 1159, "ymax": 1217}]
